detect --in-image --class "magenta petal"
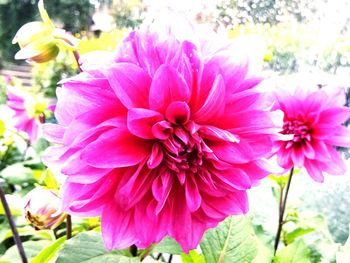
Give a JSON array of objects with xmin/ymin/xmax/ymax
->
[
  {"xmin": 101, "ymin": 203, "xmax": 137, "ymax": 250},
  {"xmin": 165, "ymin": 101, "xmax": 190, "ymax": 124},
  {"xmin": 62, "ymin": 153, "xmax": 111, "ymax": 183},
  {"xmin": 127, "ymin": 108, "xmax": 163, "ymax": 139},
  {"xmin": 210, "ymin": 141, "xmax": 252, "ymax": 164},
  {"xmin": 304, "ymin": 160, "xmax": 324, "ymax": 182},
  {"xmin": 107, "ymin": 63, "xmax": 151, "ymax": 109},
  {"xmin": 152, "ymin": 121, "xmax": 173, "ymax": 140},
  {"xmin": 149, "ymin": 65, "xmax": 190, "ymax": 113},
  {"xmin": 147, "ymin": 143, "xmax": 164, "ymax": 169},
  {"xmin": 43, "ymin": 124, "xmax": 65, "ymax": 144},
  {"xmin": 213, "ymin": 168, "xmax": 252, "ymax": 190},
  {"xmin": 199, "ymin": 125, "xmax": 239, "ymax": 143},
  {"xmin": 327, "ymin": 126, "xmax": 350, "ymax": 147},
  {"xmin": 152, "ymin": 170, "xmax": 172, "ymax": 214},
  {"xmin": 302, "ymin": 142, "xmax": 315, "ymax": 159},
  {"xmin": 319, "ymin": 107, "xmax": 350, "ymax": 124},
  {"xmin": 193, "ymin": 74, "xmax": 225, "ymax": 123},
  {"xmin": 81, "ymin": 128, "xmax": 150, "ymax": 168},
  {"xmin": 118, "ymin": 165, "xmax": 154, "ymax": 210},
  {"xmin": 185, "ymin": 175, "xmax": 202, "ymax": 212}
]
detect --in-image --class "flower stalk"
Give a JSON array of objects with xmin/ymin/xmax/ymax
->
[
  {"xmin": 129, "ymin": 244, "xmax": 138, "ymax": 257},
  {"xmin": 66, "ymin": 214, "xmax": 72, "ymax": 239},
  {"xmin": 0, "ymin": 180, "xmax": 27, "ymax": 263},
  {"xmin": 274, "ymin": 167, "xmax": 294, "ymax": 254}
]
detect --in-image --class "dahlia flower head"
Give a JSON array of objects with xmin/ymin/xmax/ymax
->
[
  {"xmin": 43, "ymin": 24, "xmax": 282, "ymax": 252},
  {"xmin": 272, "ymin": 78, "xmax": 350, "ymax": 182},
  {"xmin": 7, "ymin": 87, "xmax": 47, "ymax": 143}
]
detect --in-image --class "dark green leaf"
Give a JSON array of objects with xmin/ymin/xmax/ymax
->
[
  {"xmin": 274, "ymin": 239, "xmax": 311, "ymax": 263},
  {"xmin": 200, "ymin": 216, "xmax": 257, "ymax": 263},
  {"xmin": 55, "ymin": 231, "xmax": 136, "ymax": 263},
  {"xmin": 155, "ymin": 236, "xmax": 183, "ymax": 255}
]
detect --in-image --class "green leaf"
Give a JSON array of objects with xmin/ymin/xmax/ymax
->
[
  {"xmin": 284, "ymin": 227, "xmax": 315, "ymax": 245},
  {"xmin": 31, "ymin": 236, "xmax": 66, "ymax": 263},
  {"xmin": 269, "ymin": 174, "xmax": 289, "ymax": 188},
  {"xmin": 0, "ymin": 240, "xmax": 51, "ymax": 263},
  {"xmin": 200, "ymin": 216, "xmax": 257, "ymax": 263},
  {"xmin": 181, "ymin": 250, "xmax": 205, "ymax": 263},
  {"xmin": 55, "ymin": 231, "xmax": 136, "ymax": 263},
  {"xmin": 155, "ymin": 236, "xmax": 183, "ymax": 255},
  {"xmin": 38, "ymin": 169, "xmax": 59, "ymax": 189},
  {"xmin": 274, "ymin": 239, "xmax": 311, "ymax": 263},
  {"xmin": 252, "ymin": 237, "xmax": 273, "ymax": 263}
]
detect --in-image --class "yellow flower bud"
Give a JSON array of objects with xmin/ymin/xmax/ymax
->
[
  {"xmin": 263, "ymin": 49, "xmax": 273, "ymax": 62},
  {"xmin": 24, "ymin": 188, "xmax": 66, "ymax": 230},
  {"xmin": 12, "ymin": 0, "xmax": 78, "ymax": 63}
]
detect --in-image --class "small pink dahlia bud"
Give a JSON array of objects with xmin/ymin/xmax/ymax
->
[{"xmin": 24, "ymin": 188, "xmax": 66, "ymax": 230}]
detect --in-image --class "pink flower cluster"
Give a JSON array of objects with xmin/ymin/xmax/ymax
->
[{"xmin": 43, "ymin": 26, "xmax": 281, "ymax": 251}]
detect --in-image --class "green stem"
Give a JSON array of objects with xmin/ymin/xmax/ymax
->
[
  {"xmin": 274, "ymin": 167, "xmax": 294, "ymax": 254},
  {"xmin": 140, "ymin": 244, "xmax": 154, "ymax": 261}
]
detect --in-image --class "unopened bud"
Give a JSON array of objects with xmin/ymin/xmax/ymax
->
[
  {"xmin": 12, "ymin": 0, "xmax": 78, "ymax": 63},
  {"xmin": 24, "ymin": 188, "xmax": 66, "ymax": 230}
]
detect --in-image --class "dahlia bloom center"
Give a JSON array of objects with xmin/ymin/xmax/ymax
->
[
  {"xmin": 282, "ymin": 119, "xmax": 311, "ymax": 143},
  {"xmin": 147, "ymin": 101, "xmax": 209, "ymax": 175}
]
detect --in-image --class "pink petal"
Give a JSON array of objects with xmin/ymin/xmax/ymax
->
[
  {"xmin": 127, "ymin": 108, "xmax": 163, "ymax": 139},
  {"xmin": 192, "ymin": 74, "xmax": 225, "ymax": 123},
  {"xmin": 43, "ymin": 124, "xmax": 65, "ymax": 144},
  {"xmin": 319, "ymin": 107, "xmax": 350, "ymax": 124},
  {"xmin": 199, "ymin": 125, "xmax": 239, "ymax": 143},
  {"xmin": 152, "ymin": 170, "xmax": 172, "ymax": 214},
  {"xmin": 209, "ymin": 140, "xmax": 253, "ymax": 164},
  {"xmin": 213, "ymin": 167, "xmax": 252, "ymax": 190},
  {"xmin": 106, "ymin": 62, "xmax": 151, "ymax": 109},
  {"xmin": 291, "ymin": 147, "xmax": 304, "ymax": 167},
  {"xmin": 165, "ymin": 101, "xmax": 190, "ymax": 125},
  {"xmin": 185, "ymin": 175, "xmax": 202, "ymax": 212},
  {"xmin": 149, "ymin": 65, "xmax": 190, "ymax": 113},
  {"xmin": 101, "ymin": 203, "xmax": 137, "ymax": 250},
  {"xmin": 81, "ymin": 128, "xmax": 150, "ymax": 168},
  {"xmin": 327, "ymin": 126, "xmax": 350, "ymax": 147},
  {"xmin": 304, "ymin": 160, "xmax": 324, "ymax": 182},
  {"xmin": 147, "ymin": 143, "xmax": 164, "ymax": 169}
]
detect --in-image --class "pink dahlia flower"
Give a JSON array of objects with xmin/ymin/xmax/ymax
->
[
  {"xmin": 43, "ymin": 25, "xmax": 281, "ymax": 252},
  {"xmin": 7, "ymin": 87, "xmax": 46, "ymax": 143},
  {"xmin": 273, "ymin": 80, "xmax": 350, "ymax": 182}
]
